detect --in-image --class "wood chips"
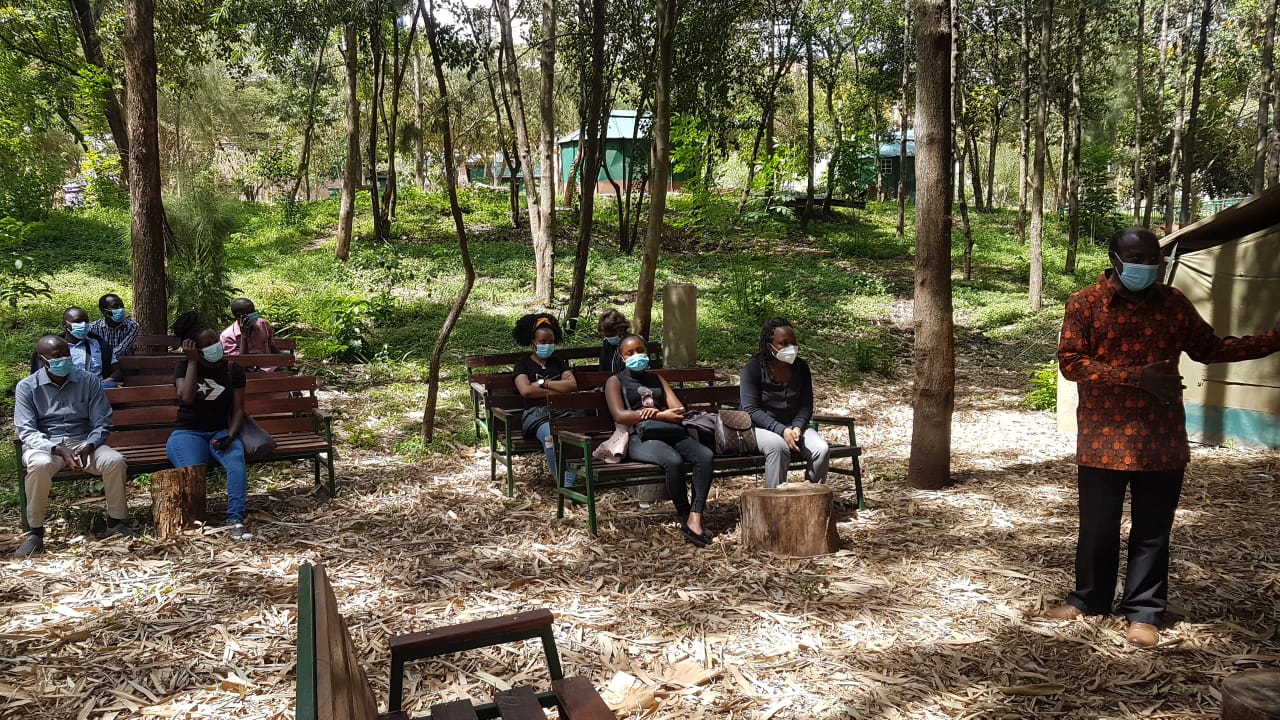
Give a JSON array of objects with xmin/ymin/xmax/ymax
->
[{"xmin": 2, "ymin": 359, "xmax": 1277, "ymax": 719}]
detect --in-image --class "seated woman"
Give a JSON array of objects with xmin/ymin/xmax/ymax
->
[
  {"xmin": 166, "ymin": 312, "xmax": 253, "ymax": 540},
  {"xmin": 605, "ymin": 335, "xmax": 715, "ymax": 547},
  {"xmin": 740, "ymin": 317, "xmax": 830, "ymax": 489},
  {"xmin": 596, "ymin": 309, "xmax": 630, "ymax": 372},
  {"xmin": 512, "ymin": 313, "xmax": 578, "ymax": 487}
]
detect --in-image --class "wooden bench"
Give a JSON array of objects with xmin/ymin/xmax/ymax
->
[
  {"xmin": 548, "ymin": 385, "xmax": 864, "ymax": 536},
  {"xmin": 117, "ymin": 353, "xmax": 300, "ymax": 386},
  {"xmin": 484, "ymin": 367, "xmax": 717, "ymax": 495},
  {"xmin": 465, "ymin": 344, "xmax": 663, "ymax": 442},
  {"xmin": 13, "ymin": 375, "xmax": 336, "ymax": 530},
  {"xmin": 297, "ymin": 562, "xmax": 615, "ymax": 720},
  {"xmin": 132, "ymin": 334, "xmax": 297, "ymax": 356}
]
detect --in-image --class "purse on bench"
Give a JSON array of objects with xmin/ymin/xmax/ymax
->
[
  {"xmin": 239, "ymin": 416, "xmax": 278, "ymax": 461},
  {"xmin": 713, "ymin": 409, "xmax": 758, "ymax": 456}
]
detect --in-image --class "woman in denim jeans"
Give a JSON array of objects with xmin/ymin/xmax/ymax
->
[{"xmin": 165, "ymin": 312, "xmax": 252, "ymax": 540}]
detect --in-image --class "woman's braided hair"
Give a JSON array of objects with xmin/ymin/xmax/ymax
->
[
  {"xmin": 172, "ymin": 311, "xmax": 208, "ymax": 343},
  {"xmin": 757, "ymin": 316, "xmax": 793, "ymax": 361}
]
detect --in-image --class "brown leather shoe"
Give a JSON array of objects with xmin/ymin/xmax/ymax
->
[
  {"xmin": 1045, "ymin": 604, "xmax": 1085, "ymax": 620},
  {"xmin": 1125, "ymin": 622, "xmax": 1161, "ymax": 648}
]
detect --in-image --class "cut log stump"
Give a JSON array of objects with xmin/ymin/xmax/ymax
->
[
  {"xmin": 739, "ymin": 483, "xmax": 841, "ymax": 557},
  {"xmin": 150, "ymin": 465, "xmax": 207, "ymax": 540},
  {"xmin": 1222, "ymin": 670, "xmax": 1280, "ymax": 720}
]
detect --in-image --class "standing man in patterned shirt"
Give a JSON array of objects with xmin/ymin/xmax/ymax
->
[
  {"xmin": 89, "ymin": 293, "xmax": 141, "ymax": 358},
  {"xmin": 1046, "ymin": 227, "xmax": 1280, "ymax": 647}
]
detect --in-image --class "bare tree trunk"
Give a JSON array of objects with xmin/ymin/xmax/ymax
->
[
  {"xmin": 563, "ymin": 135, "xmax": 583, "ymax": 207},
  {"xmin": 985, "ymin": 103, "xmax": 1000, "ymax": 209},
  {"xmin": 336, "ymin": 24, "xmax": 361, "ymax": 262},
  {"xmin": 801, "ymin": 35, "xmax": 816, "ymax": 231},
  {"xmin": 1029, "ymin": 0, "xmax": 1052, "ymax": 311},
  {"xmin": 367, "ymin": 5, "xmax": 387, "ymax": 241},
  {"xmin": 966, "ymin": 131, "xmax": 983, "ymax": 211},
  {"xmin": 897, "ymin": 0, "xmax": 910, "ymax": 240},
  {"xmin": 124, "ymin": 0, "xmax": 166, "ymax": 333},
  {"xmin": 1065, "ymin": 3, "xmax": 1085, "ymax": 274},
  {"xmin": 1056, "ymin": 100, "xmax": 1070, "ymax": 212},
  {"xmin": 1165, "ymin": 5, "xmax": 1192, "ymax": 232},
  {"xmin": 908, "ymin": 0, "xmax": 954, "ymax": 491},
  {"xmin": 1134, "ymin": 0, "xmax": 1146, "ymax": 222},
  {"xmin": 565, "ymin": 0, "xmax": 607, "ymax": 325},
  {"xmin": 475, "ymin": 9, "xmax": 520, "ymax": 225},
  {"xmin": 536, "ymin": 0, "xmax": 559, "ymax": 307},
  {"xmin": 384, "ymin": 8, "xmax": 420, "ymax": 220},
  {"xmin": 1017, "ymin": 0, "xmax": 1031, "ymax": 245},
  {"xmin": 954, "ymin": 12, "xmax": 975, "ymax": 280},
  {"xmin": 1181, "ymin": 0, "xmax": 1211, "ymax": 225},
  {"xmin": 422, "ymin": 0, "xmax": 477, "ymax": 441},
  {"xmin": 633, "ymin": 0, "xmax": 676, "ymax": 339},
  {"xmin": 70, "ymin": 0, "xmax": 130, "ymax": 182},
  {"xmin": 289, "ymin": 43, "xmax": 327, "ymax": 203},
  {"xmin": 497, "ymin": 0, "xmax": 550, "ymax": 305},
  {"xmin": 414, "ymin": 43, "xmax": 426, "ymax": 190},
  {"xmin": 1257, "ymin": 0, "xmax": 1276, "ymax": 194}
]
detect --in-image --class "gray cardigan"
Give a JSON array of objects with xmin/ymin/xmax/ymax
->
[{"xmin": 739, "ymin": 355, "xmax": 814, "ymax": 435}]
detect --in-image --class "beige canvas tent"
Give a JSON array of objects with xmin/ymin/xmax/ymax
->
[{"xmin": 1057, "ymin": 187, "xmax": 1280, "ymax": 448}]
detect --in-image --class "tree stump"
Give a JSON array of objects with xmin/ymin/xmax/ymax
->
[
  {"xmin": 150, "ymin": 465, "xmax": 207, "ymax": 540},
  {"xmin": 739, "ymin": 483, "xmax": 841, "ymax": 557},
  {"xmin": 1222, "ymin": 670, "xmax": 1280, "ymax": 720}
]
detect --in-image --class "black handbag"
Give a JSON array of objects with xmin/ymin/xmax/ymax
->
[
  {"xmin": 239, "ymin": 416, "xmax": 278, "ymax": 461},
  {"xmin": 636, "ymin": 419, "xmax": 688, "ymax": 442},
  {"xmin": 714, "ymin": 409, "xmax": 759, "ymax": 455}
]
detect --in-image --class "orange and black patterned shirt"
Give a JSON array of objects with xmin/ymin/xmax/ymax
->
[{"xmin": 1059, "ymin": 271, "xmax": 1280, "ymax": 471}]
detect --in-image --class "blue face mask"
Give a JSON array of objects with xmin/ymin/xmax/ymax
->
[
  {"xmin": 109, "ymin": 307, "xmax": 127, "ymax": 323},
  {"xmin": 68, "ymin": 322, "xmax": 89, "ymax": 340},
  {"xmin": 1117, "ymin": 260, "xmax": 1159, "ymax": 292},
  {"xmin": 46, "ymin": 355, "xmax": 75, "ymax": 377},
  {"xmin": 201, "ymin": 343, "xmax": 225, "ymax": 362},
  {"xmin": 245, "ymin": 311, "xmax": 260, "ymax": 324},
  {"xmin": 624, "ymin": 353, "xmax": 650, "ymax": 372},
  {"xmin": 605, "ymin": 336, "xmax": 622, "ymax": 346}
]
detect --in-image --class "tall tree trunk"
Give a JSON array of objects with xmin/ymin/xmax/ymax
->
[
  {"xmin": 954, "ymin": 8, "xmax": 975, "ymax": 280},
  {"xmin": 124, "ymin": 0, "xmax": 166, "ymax": 333},
  {"xmin": 337, "ymin": 24, "xmax": 361, "ymax": 262},
  {"xmin": 477, "ymin": 12, "xmax": 520, "ymax": 226},
  {"xmin": 69, "ymin": 0, "xmax": 130, "ymax": 182},
  {"xmin": 985, "ymin": 103, "xmax": 1000, "ymax": 210},
  {"xmin": 1056, "ymin": 100, "xmax": 1070, "ymax": 212},
  {"xmin": 1134, "ymin": 0, "xmax": 1146, "ymax": 222},
  {"xmin": 1257, "ymin": 0, "xmax": 1276, "ymax": 194},
  {"xmin": 536, "ymin": 0, "xmax": 559, "ymax": 307},
  {"xmin": 1154, "ymin": 0, "xmax": 1171, "ymax": 220},
  {"xmin": 958, "ymin": 136, "xmax": 974, "ymax": 280},
  {"xmin": 497, "ymin": 0, "xmax": 549, "ymax": 304},
  {"xmin": 1165, "ymin": 5, "xmax": 1192, "ymax": 232},
  {"xmin": 908, "ymin": 0, "xmax": 955, "ymax": 491},
  {"xmin": 383, "ymin": 8, "xmax": 420, "ymax": 220},
  {"xmin": 966, "ymin": 131, "xmax": 983, "ymax": 211},
  {"xmin": 367, "ymin": 5, "xmax": 387, "ymax": 241},
  {"xmin": 1065, "ymin": 3, "xmax": 1085, "ymax": 274},
  {"xmin": 1181, "ymin": 0, "xmax": 1211, "ymax": 224},
  {"xmin": 422, "ymin": 0, "xmax": 477, "ymax": 442},
  {"xmin": 562, "ymin": 130, "xmax": 583, "ymax": 207},
  {"xmin": 801, "ymin": 35, "xmax": 816, "ymax": 231},
  {"xmin": 1018, "ymin": 0, "xmax": 1031, "ymax": 245},
  {"xmin": 824, "ymin": 80, "xmax": 841, "ymax": 213},
  {"xmin": 1029, "ymin": 0, "xmax": 1052, "ymax": 311},
  {"xmin": 289, "ymin": 43, "xmax": 327, "ymax": 203},
  {"xmin": 565, "ymin": 0, "xmax": 607, "ymax": 325},
  {"xmin": 633, "ymin": 0, "xmax": 676, "ymax": 339},
  {"xmin": 414, "ymin": 43, "xmax": 426, "ymax": 191},
  {"xmin": 897, "ymin": 0, "xmax": 910, "ymax": 240}
]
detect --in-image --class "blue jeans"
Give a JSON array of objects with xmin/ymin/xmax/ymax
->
[
  {"xmin": 533, "ymin": 421, "xmax": 576, "ymax": 487},
  {"xmin": 166, "ymin": 429, "xmax": 248, "ymax": 524}
]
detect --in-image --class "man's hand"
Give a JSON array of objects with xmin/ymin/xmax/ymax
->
[
  {"xmin": 180, "ymin": 339, "xmax": 201, "ymax": 361},
  {"xmin": 1139, "ymin": 360, "xmax": 1183, "ymax": 403},
  {"xmin": 782, "ymin": 426, "xmax": 802, "ymax": 452},
  {"xmin": 54, "ymin": 444, "xmax": 84, "ymax": 470}
]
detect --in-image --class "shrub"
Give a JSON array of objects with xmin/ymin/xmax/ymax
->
[{"xmin": 1026, "ymin": 360, "xmax": 1058, "ymax": 411}]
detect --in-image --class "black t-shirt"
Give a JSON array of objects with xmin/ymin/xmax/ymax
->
[
  {"xmin": 511, "ymin": 355, "xmax": 570, "ymax": 409},
  {"xmin": 616, "ymin": 368, "xmax": 667, "ymax": 411},
  {"xmin": 174, "ymin": 360, "xmax": 247, "ymax": 432},
  {"xmin": 598, "ymin": 341, "xmax": 623, "ymax": 372}
]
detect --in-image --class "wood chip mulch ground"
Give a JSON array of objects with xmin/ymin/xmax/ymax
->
[{"xmin": 2, "ymin": 359, "xmax": 1277, "ymax": 720}]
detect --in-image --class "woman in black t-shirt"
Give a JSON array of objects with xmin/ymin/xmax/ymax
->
[
  {"xmin": 511, "ymin": 313, "xmax": 578, "ymax": 487},
  {"xmin": 605, "ymin": 335, "xmax": 715, "ymax": 547},
  {"xmin": 164, "ymin": 312, "xmax": 252, "ymax": 540}
]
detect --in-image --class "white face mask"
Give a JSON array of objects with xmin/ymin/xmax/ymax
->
[{"xmin": 773, "ymin": 345, "xmax": 798, "ymax": 364}]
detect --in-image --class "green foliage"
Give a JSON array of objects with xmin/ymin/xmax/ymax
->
[
  {"xmin": 1076, "ymin": 144, "xmax": 1125, "ymax": 244},
  {"xmin": 79, "ymin": 144, "xmax": 128, "ymax": 208},
  {"xmin": 165, "ymin": 178, "xmax": 244, "ymax": 324},
  {"xmin": 0, "ymin": 217, "xmax": 52, "ymax": 309},
  {"xmin": 1026, "ymin": 361, "xmax": 1058, "ymax": 411}
]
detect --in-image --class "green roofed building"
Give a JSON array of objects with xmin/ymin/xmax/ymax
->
[{"xmin": 558, "ymin": 109, "xmax": 689, "ymax": 193}]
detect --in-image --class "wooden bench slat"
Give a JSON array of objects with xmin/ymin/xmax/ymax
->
[
  {"xmin": 389, "ymin": 609, "xmax": 554, "ymax": 657},
  {"xmin": 493, "ymin": 685, "xmax": 545, "ymax": 720},
  {"xmin": 551, "ymin": 676, "xmax": 616, "ymax": 720},
  {"xmin": 110, "ymin": 406, "xmax": 180, "ymax": 426},
  {"xmin": 430, "ymin": 699, "xmax": 481, "ymax": 720}
]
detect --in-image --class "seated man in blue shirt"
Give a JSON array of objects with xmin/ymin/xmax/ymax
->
[
  {"xmin": 14, "ymin": 335, "xmax": 136, "ymax": 557},
  {"xmin": 89, "ymin": 293, "xmax": 141, "ymax": 358},
  {"xmin": 31, "ymin": 306, "xmax": 124, "ymax": 387}
]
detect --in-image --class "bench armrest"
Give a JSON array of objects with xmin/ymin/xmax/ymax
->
[{"xmin": 810, "ymin": 414, "xmax": 858, "ymax": 445}]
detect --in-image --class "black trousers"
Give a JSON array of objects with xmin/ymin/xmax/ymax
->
[
  {"xmin": 1066, "ymin": 465, "xmax": 1185, "ymax": 625},
  {"xmin": 627, "ymin": 435, "xmax": 714, "ymax": 516}
]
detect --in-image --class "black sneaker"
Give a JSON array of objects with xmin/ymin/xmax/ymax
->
[
  {"xmin": 102, "ymin": 520, "xmax": 138, "ymax": 540},
  {"xmin": 14, "ymin": 534, "xmax": 45, "ymax": 557},
  {"xmin": 229, "ymin": 523, "xmax": 253, "ymax": 541}
]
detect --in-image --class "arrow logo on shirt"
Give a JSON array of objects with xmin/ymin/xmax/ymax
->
[{"xmin": 197, "ymin": 378, "xmax": 225, "ymax": 400}]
